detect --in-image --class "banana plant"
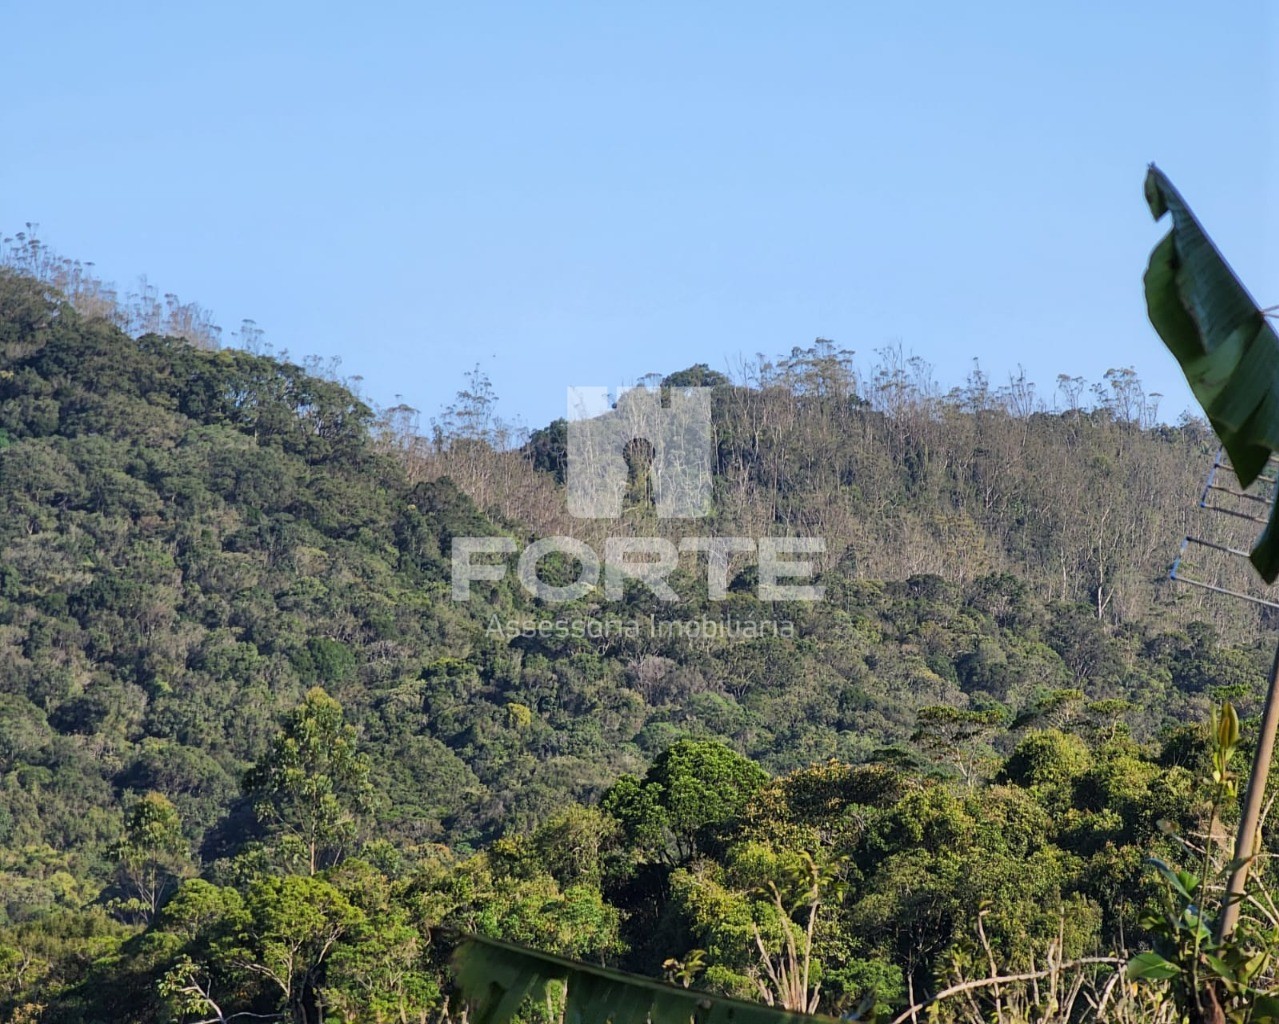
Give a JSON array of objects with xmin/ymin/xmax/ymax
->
[
  {"xmin": 1144, "ymin": 165, "xmax": 1279, "ymax": 580},
  {"xmin": 1145, "ymin": 169, "xmax": 1279, "ymax": 957},
  {"xmin": 452, "ymin": 933, "xmax": 842, "ymax": 1024}
]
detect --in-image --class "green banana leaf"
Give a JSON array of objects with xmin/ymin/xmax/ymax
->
[
  {"xmin": 451, "ymin": 933, "xmax": 839, "ymax": 1024},
  {"xmin": 1144, "ymin": 165, "xmax": 1279, "ymax": 581}
]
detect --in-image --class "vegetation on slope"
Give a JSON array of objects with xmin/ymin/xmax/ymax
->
[{"xmin": 0, "ymin": 261, "xmax": 1274, "ymax": 1022}]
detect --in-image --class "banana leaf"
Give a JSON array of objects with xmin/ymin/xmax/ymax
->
[
  {"xmin": 451, "ymin": 933, "xmax": 839, "ymax": 1024},
  {"xmin": 1144, "ymin": 165, "xmax": 1279, "ymax": 581}
]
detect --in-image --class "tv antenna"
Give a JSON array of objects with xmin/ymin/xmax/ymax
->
[{"xmin": 1170, "ymin": 446, "xmax": 1279, "ymax": 939}]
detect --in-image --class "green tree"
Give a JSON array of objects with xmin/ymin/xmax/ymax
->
[
  {"xmin": 604, "ymin": 740, "xmax": 768, "ymax": 864},
  {"xmin": 110, "ymin": 791, "xmax": 189, "ymax": 923},
  {"xmin": 669, "ymin": 844, "xmax": 840, "ymax": 1013},
  {"xmin": 322, "ymin": 860, "xmax": 441, "ymax": 1024},
  {"xmin": 322, "ymin": 917, "xmax": 439, "ymax": 1024},
  {"xmin": 243, "ymin": 688, "xmax": 374, "ymax": 875},
  {"xmin": 236, "ymin": 874, "xmax": 362, "ymax": 1024},
  {"xmin": 911, "ymin": 705, "xmax": 1006, "ymax": 787},
  {"xmin": 156, "ymin": 880, "xmax": 249, "ymax": 1024}
]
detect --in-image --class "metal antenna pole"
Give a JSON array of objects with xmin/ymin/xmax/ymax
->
[
  {"xmin": 1218, "ymin": 640, "xmax": 1279, "ymax": 940},
  {"xmin": 1169, "ymin": 448, "xmax": 1279, "ymax": 940}
]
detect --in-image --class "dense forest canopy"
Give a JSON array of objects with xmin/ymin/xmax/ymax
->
[{"xmin": 0, "ymin": 257, "xmax": 1275, "ymax": 1023}]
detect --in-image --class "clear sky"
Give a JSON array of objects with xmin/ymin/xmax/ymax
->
[{"xmin": 2, "ymin": 2, "xmax": 1276, "ymax": 432}]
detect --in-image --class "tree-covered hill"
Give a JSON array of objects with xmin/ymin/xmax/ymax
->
[{"xmin": 1, "ymin": 265, "xmax": 1275, "ymax": 1021}]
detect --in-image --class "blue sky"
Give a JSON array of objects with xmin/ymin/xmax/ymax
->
[{"xmin": 2, "ymin": 2, "xmax": 1276, "ymax": 431}]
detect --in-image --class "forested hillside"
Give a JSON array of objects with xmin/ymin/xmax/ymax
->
[{"xmin": 0, "ymin": 264, "xmax": 1274, "ymax": 1022}]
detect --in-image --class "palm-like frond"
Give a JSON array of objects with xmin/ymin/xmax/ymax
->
[
  {"xmin": 1144, "ymin": 165, "xmax": 1279, "ymax": 580},
  {"xmin": 451, "ymin": 934, "xmax": 840, "ymax": 1024}
]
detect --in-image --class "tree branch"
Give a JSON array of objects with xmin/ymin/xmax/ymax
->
[{"xmin": 887, "ymin": 957, "xmax": 1126, "ymax": 1024}]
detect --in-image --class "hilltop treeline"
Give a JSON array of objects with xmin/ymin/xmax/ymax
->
[{"xmin": 421, "ymin": 342, "xmax": 1240, "ymax": 630}]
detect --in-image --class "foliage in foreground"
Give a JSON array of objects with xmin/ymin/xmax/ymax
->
[
  {"xmin": 3, "ymin": 678, "xmax": 1268, "ymax": 1024},
  {"xmin": 1144, "ymin": 165, "xmax": 1279, "ymax": 581},
  {"xmin": 1126, "ymin": 703, "xmax": 1279, "ymax": 1023},
  {"xmin": 452, "ymin": 934, "xmax": 833, "ymax": 1024}
]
